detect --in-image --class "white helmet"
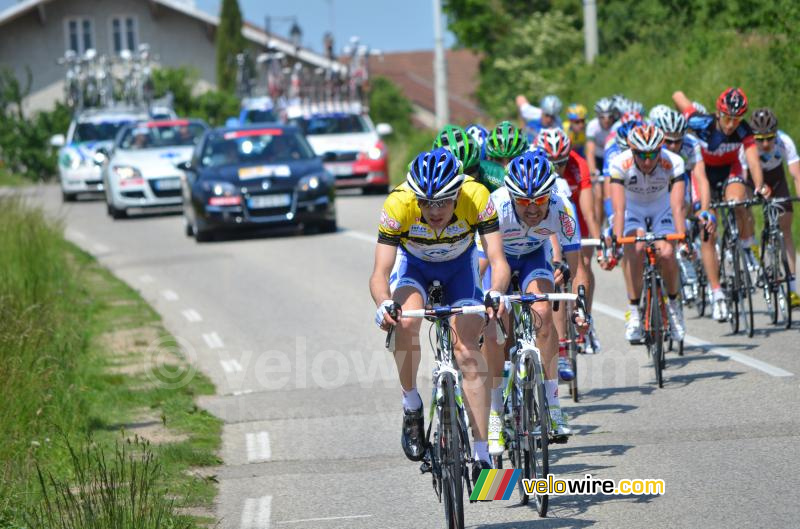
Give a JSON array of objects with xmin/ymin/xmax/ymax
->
[
  {"xmin": 627, "ymin": 124, "xmax": 664, "ymax": 152},
  {"xmin": 540, "ymin": 95, "xmax": 563, "ymax": 117},
  {"xmin": 656, "ymin": 110, "xmax": 688, "ymax": 138},
  {"xmin": 648, "ymin": 104, "xmax": 671, "ymax": 123}
]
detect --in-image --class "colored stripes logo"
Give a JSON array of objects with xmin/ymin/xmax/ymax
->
[{"xmin": 469, "ymin": 469, "xmax": 521, "ymax": 501}]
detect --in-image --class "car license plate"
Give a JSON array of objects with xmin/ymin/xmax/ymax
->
[
  {"xmin": 248, "ymin": 194, "xmax": 291, "ymax": 209},
  {"xmin": 325, "ymin": 163, "xmax": 353, "ymax": 176},
  {"xmin": 154, "ymin": 178, "xmax": 181, "ymax": 190}
]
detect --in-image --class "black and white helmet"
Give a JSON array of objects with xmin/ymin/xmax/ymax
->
[
  {"xmin": 656, "ymin": 110, "xmax": 688, "ymax": 138},
  {"xmin": 594, "ymin": 97, "xmax": 614, "ymax": 116}
]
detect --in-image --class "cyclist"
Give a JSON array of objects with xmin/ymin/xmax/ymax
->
[
  {"xmin": 601, "ymin": 120, "xmax": 644, "ymax": 229},
  {"xmin": 608, "ymin": 124, "xmax": 687, "ymax": 343},
  {"xmin": 517, "ymin": 94, "xmax": 563, "ymax": 142},
  {"xmin": 656, "ymin": 110, "xmax": 725, "ymax": 319},
  {"xmin": 536, "ymin": 128, "xmax": 603, "ymax": 353},
  {"xmin": 483, "ymin": 151, "xmax": 588, "ymax": 456},
  {"xmin": 673, "ymin": 88, "xmax": 769, "ymax": 270},
  {"xmin": 739, "ymin": 108, "xmax": 800, "ymax": 307},
  {"xmin": 478, "ymin": 121, "xmax": 529, "ymax": 193},
  {"xmin": 564, "ymin": 103, "xmax": 588, "ymax": 157},
  {"xmin": 371, "ymin": 148, "xmax": 510, "ymax": 481},
  {"xmin": 586, "ymin": 97, "xmax": 618, "ymax": 226},
  {"xmin": 466, "ymin": 123, "xmax": 488, "ymax": 162},
  {"xmin": 433, "ymin": 124, "xmax": 481, "ymax": 177},
  {"xmin": 648, "ymin": 104, "xmax": 672, "ymax": 124}
]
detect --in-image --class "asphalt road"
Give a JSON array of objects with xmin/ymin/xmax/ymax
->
[{"xmin": 20, "ymin": 184, "xmax": 800, "ymax": 528}]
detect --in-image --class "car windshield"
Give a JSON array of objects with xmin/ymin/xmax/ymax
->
[
  {"xmin": 118, "ymin": 122, "xmax": 206, "ymax": 150},
  {"xmin": 243, "ymin": 109, "xmax": 277, "ymax": 124},
  {"xmin": 73, "ymin": 120, "xmax": 134, "ymax": 143},
  {"xmin": 200, "ymin": 129, "xmax": 316, "ymax": 168},
  {"xmin": 291, "ymin": 114, "xmax": 369, "ymax": 135}
]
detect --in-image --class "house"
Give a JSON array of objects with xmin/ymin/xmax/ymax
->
[
  {"xmin": 0, "ymin": 0, "xmax": 341, "ymax": 113},
  {"xmin": 369, "ymin": 48, "xmax": 488, "ymax": 128}
]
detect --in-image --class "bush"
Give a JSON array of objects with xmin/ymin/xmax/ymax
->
[{"xmin": 369, "ymin": 76, "xmax": 413, "ymax": 136}]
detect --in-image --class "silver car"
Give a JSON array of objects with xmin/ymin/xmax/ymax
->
[{"xmin": 102, "ymin": 119, "xmax": 208, "ymax": 219}]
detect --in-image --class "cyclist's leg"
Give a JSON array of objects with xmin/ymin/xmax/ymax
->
[
  {"xmin": 767, "ymin": 169, "xmax": 797, "ymax": 282},
  {"xmin": 725, "ymin": 166, "xmax": 754, "ymax": 242},
  {"xmin": 388, "ymin": 251, "xmax": 425, "ymax": 393},
  {"xmin": 653, "ymin": 203, "xmax": 680, "ymax": 295},
  {"xmin": 445, "ymin": 249, "xmax": 492, "ymax": 460},
  {"xmin": 621, "ymin": 204, "xmax": 647, "ymax": 300}
]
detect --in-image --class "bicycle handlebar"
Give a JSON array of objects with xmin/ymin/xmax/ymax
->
[
  {"xmin": 400, "ymin": 304, "xmax": 488, "ymax": 319},
  {"xmin": 709, "ymin": 198, "xmax": 762, "ymax": 209},
  {"xmin": 616, "ymin": 233, "xmax": 685, "ymax": 245}
]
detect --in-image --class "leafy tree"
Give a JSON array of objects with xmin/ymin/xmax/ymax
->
[
  {"xmin": 215, "ymin": 0, "xmax": 246, "ymax": 93},
  {"xmin": 152, "ymin": 67, "xmax": 199, "ymax": 117},
  {"xmin": 368, "ymin": 77, "xmax": 413, "ymax": 136}
]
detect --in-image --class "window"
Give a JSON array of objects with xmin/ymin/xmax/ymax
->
[
  {"xmin": 64, "ymin": 17, "xmax": 94, "ymax": 53},
  {"xmin": 110, "ymin": 16, "xmax": 138, "ymax": 54}
]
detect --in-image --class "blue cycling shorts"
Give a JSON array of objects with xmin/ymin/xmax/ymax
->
[
  {"xmin": 389, "ymin": 246, "xmax": 483, "ymax": 306},
  {"xmin": 481, "ymin": 245, "xmax": 554, "ymax": 293}
]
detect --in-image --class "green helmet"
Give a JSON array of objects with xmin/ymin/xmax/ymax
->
[
  {"xmin": 432, "ymin": 124, "xmax": 479, "ymax": 170},
  {"xmin": 486, "ymin": 120, "xmax": 528, "ymax": 159}
]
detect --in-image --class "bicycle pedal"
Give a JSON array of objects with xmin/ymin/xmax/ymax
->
[{"xmin": 419, "ymin": 461, "xmax": 432, "ymax": 474}]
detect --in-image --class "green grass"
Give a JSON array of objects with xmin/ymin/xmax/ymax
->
[
  {"xmin": 0, "ymin": 197, "xmax": 221, "ymax": 527},
  {"xmin": 0, "ymin": 168, "xmax": 27, "ymax": 187}
]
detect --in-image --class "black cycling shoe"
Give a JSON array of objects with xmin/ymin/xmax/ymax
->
[
  {"xmin": 472, "ymin": 459, "xmax": 492, "ymax": 487},
  {"xmin": 401, "ymin": 404, "xmax": 426, "ymax": 462}
]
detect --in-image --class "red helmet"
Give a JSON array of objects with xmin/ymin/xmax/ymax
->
[{"xmin": 716, "ymin": 87, "xmax": 748, "ymax": 117}]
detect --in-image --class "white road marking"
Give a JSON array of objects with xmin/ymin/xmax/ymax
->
[
  {"xmin": 592, "ymin": 301, "xmax": 794, "ymax": 377},
  {"xmin": 181, "ymin": 309, "xmax": 203, "ymax": 322},
  {"xmin": 245, "ymin": 431, "xmax": 271, "ymax": 462},
  {"xmin": 203, "ymin": 332, "xmax": 224, "ymax": 349},
  {"xmin": 276, "ymin": 514, "xmax": 373, "ymax": 525},
  {"xmin": 220, "ymin": 359, "xmax": 243, "ymax": 373},
  {"xmin": 342, "ymin": 231, "xmax": 375, "ymax": 244},
  {"xmin": 139, "ymin": 274, "xmax": 155, "ymax": 284},
  {"xmin": 161, "ymin": 289, "xmax": 179, "ymax": 301},
  {"xmin": 232, "ymin": 389, "xmax": 254, "ymax": 396},
  {"xmin": 241, "ymin": 496, "xmax": 271, "ymax": 529}
]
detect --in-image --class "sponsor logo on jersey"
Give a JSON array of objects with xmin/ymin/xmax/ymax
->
[
  {"xmin": 658, "ymin": 157, "xmax": 673, "ymax": 170},
  {"xmin": 622, "ymin": 158, "xmax": 635, "ymax": 170},
  {"xmin": 410, "ymin": 224, "xmax": 431, "ymax": 238},
  {"xmin": 503, "ymin": 228, "xmax": 524, "ymax": 237},
  {"xmin": 533, "ymin": 227, "xmax": 554, "ymax": 236},
  {"xmin": 380, "ymin": 209, "xmax": 401, "ymax": 231},
  {"xmin": 559, "ymin": 211, "xmax": 576, "ymax": 240},
  {"xmin": 445, "ymin": 221, "xmax": 469, "ymax": 236},
  {"xmin": 478, "ymin": 199, "xmax": 496, "ymax": 222}
]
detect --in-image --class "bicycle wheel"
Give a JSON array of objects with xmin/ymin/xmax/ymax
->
[
  {"xmin": 649, "ymin": 276, "xmax": 665, "ymax": 388},
  {"xmin": 723, "ymin": 241, "xmax": 741, "ymax": 334},
  {"xmin": 509, "ymin": 362, "xmax": 528, "ymax": 505},
  {"xmin": 523, "ymin": 355, "xmax": 549, "ymax": 517},
  {"xmin": 568, "ymin": 318, "xmax": 579, "ymax": 403},
  {"xmin": 771, "ymin": 239, "xmax": 792, "ymax": 328},
  {"xmin": 738, "ymin": 247, "xmax": 755, "ymax": 337},
  {"xmin": 694, "ymin": 258, "xmax": 708, "ymax": 318},
  {"xmin": 438, "ymin": 375, "xmax": 464, "ymax": 529}
]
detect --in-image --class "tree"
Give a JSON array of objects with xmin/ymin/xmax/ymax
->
[
  {"xmin": 369, "ymin": 77, "xmax": 413, "ymax": 136},
  {"xmin": 216, "ymin": 0, "xmax": 246, "ymax": 94}
]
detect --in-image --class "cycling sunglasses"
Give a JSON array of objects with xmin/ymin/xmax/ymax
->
[
  {"xmin": 514, "ymin": 193, "xmax": 551, "ymax": 207},
  {"xmin": 754, "ymin": 133, "xmax": 777, "ymax": 142},
  {"xmin": 634, "ymin": 151, "xmax": 660, "ymax": 160},
  {"xmin": 552, "ymin": 158, "xmax": 569, "ymax": 168},
  {"xmin": 664, "ymin": 137, "xmax": 683, "ymax": 145},
  {"xmin": 418, "ymin": 197, "xmax": 456, "ymax": 209}
]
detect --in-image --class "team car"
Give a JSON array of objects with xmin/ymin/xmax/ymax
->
[
  {"xmin": 102, "ymin": 119, "xmax": 209, "ymax": 219},
  {"xmin": 50, "ymin": 107, "xmax": 148, "ymax": 202},
  {"xmin": 287, "ymin": 102, "xmax": 392, "ymax": 194},
  {"xmin": 238, "ymin": 96, "xmax": 280, "ymax": 125},
  {"xmin": 179, "ymin": 124, "xmax": 337, "ymax": 242}
]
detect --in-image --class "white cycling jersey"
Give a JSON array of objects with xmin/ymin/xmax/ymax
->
[
  {"xmin": 608, "ymin": 149, "xmax": 685, "ymax": 204},
  {"xmin": 737, "ymin": 130, "xmax": 799, "ymax": 171},
  {"xmin": 587, "ymin": 118, "xmax": 614, "ymax": 151},
  {"xmin": 490, "ymin": 186, "xmax": 581, "ymax": 257}
]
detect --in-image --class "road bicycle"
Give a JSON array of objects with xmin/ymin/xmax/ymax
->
[
  {"xmin": 491, "ymin": 276, "xmax": 585, "ymax": 516},
  {"xmin": 757, "ymin": 196, "xmax": 799, "ymax": 328},
  {"xmin": 385, "ymin": 281, "xmax": 482, "ymax": 529},
  {"xmin": 679, "ymin": 213, "xmax": 710, "ymax": 318},
  {"xmin": 711, "ymin": 198, "xmax": 761, "ymax": 337},
  {"xmin": 616, "ymin": 228, "xmax": 685, "ymax": 388}
]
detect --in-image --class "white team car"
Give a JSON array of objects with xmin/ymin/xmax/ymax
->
[
  {"xmin": 101, "ymin": 119, "xmax": 208, "ymax": 219},
  {"xmin": 50, "ymin": 107, "xmax": 148, "ymax": 202}
]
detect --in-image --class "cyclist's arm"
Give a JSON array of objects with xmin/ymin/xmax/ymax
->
[
  {"xmin": 480, "ymin": 230, "xmax": 510, "ymax": 294},
  {"xmin": 369, "ymin": 242, "xmax": 398, "ymax": 305},
  {"xmin": 672, "ymin": 91, "xmax": 693, "ymax": 114},
  {"xmin": 670, "ymin": 178, "xmax": 687, "ymax": 236},
  {"xmin": 693, "ymin": 159, "xmax": 711, "ymax": 212},
  {"xmin": 550, "ymin": 234, "xmax": 563, "ymax": 263},
  {"xmin": 586, "ymin": 140, "xmax": 598, "ymax": 175},
  {"xmin": 744, "ymin": 144, "xmax": 767, "ymax": 195},
  {"xmin": 564, "ymin": 248, "xmax": 586, "ymax": 296},
  {"xmin": 578, "ymin": 185, "xmax": 600, "ymax": 239},
  {"xmin": 609, "ymin": 178, "xmax": 626, "ymax": 239},
  {"xmin": 788, "ymin": 160, "xmax": 800, "ymax": 195}
]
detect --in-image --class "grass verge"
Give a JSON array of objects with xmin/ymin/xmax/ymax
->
[{"xmin": 0, "ymin": 197, "xmax": 221, "ymax": 527}]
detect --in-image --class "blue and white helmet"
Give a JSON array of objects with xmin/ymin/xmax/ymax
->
[
  {"xmin": 406, "ymin": 148, "xmax": 465, "ymax": 200},
  {"xmin": 648, "ymin": 104, "xmax": 671, "ymax": 124},
  {"xmin": 466, "ymin": 123, "xmax": 488, "ymax": 160},
  {"xmin": 540, "ymin": 95, "xmax": 563, "ymax": 117},
  {"xmin": 504, "ymin": 151, "xmax": 557, "ymax": 199},
  {"xmin": 615, "ymin": 120, "xmax": 643, "ymax": 150}
]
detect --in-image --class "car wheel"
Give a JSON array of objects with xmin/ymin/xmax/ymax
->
[
  {"xmin": 194, "ymin": 228, "xmax": 213, "ymax": 242},
  {"xmin": 62, "ymin": 191, "xmax": 77, "ymax": 202},
  {"xmin": 108, "ymin": 203, "xmax": 127, "ymax": 219},
  {"xmin": 318, "ymin": 219, "xmax": 338, "ymax": 233},
  {"xmin": 183, "ymin": 215, "xmax": 194, "ymax": 237}
]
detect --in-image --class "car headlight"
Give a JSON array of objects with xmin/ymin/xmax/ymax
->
[
  {"xmin": 367, "ymin": 140, "xmax": 387, "ymax": 160},
  {"xmin": 201, "ymin": 180, "xmax": 239, "ymax": 196},
  {"xmin": 298, "ymin": 176, "xmax": 321, "ymax": 192},
  {"xmin": 60, "ymin": 152, "xmax": 81, "ymax": 170},
  {"xmin": 112, "ymin": 165, "xmax": 142, "ymax": 180}
]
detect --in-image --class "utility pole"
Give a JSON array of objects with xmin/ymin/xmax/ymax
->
[
  {"xmin": 583, "ymin": 0, "xmax": 598, "ymax": 63},
  {"xmin": 433, "ymin": 0, "xmax": 448, "ymax": 128}
]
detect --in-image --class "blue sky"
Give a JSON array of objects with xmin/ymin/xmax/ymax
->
[
  {"xmin": 195, "ymin": 0, "xmax": 456, "ymax": 53},
  {"xmin": 0, "ymin": 0, "xmax": 455, "ymax": 53}
]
